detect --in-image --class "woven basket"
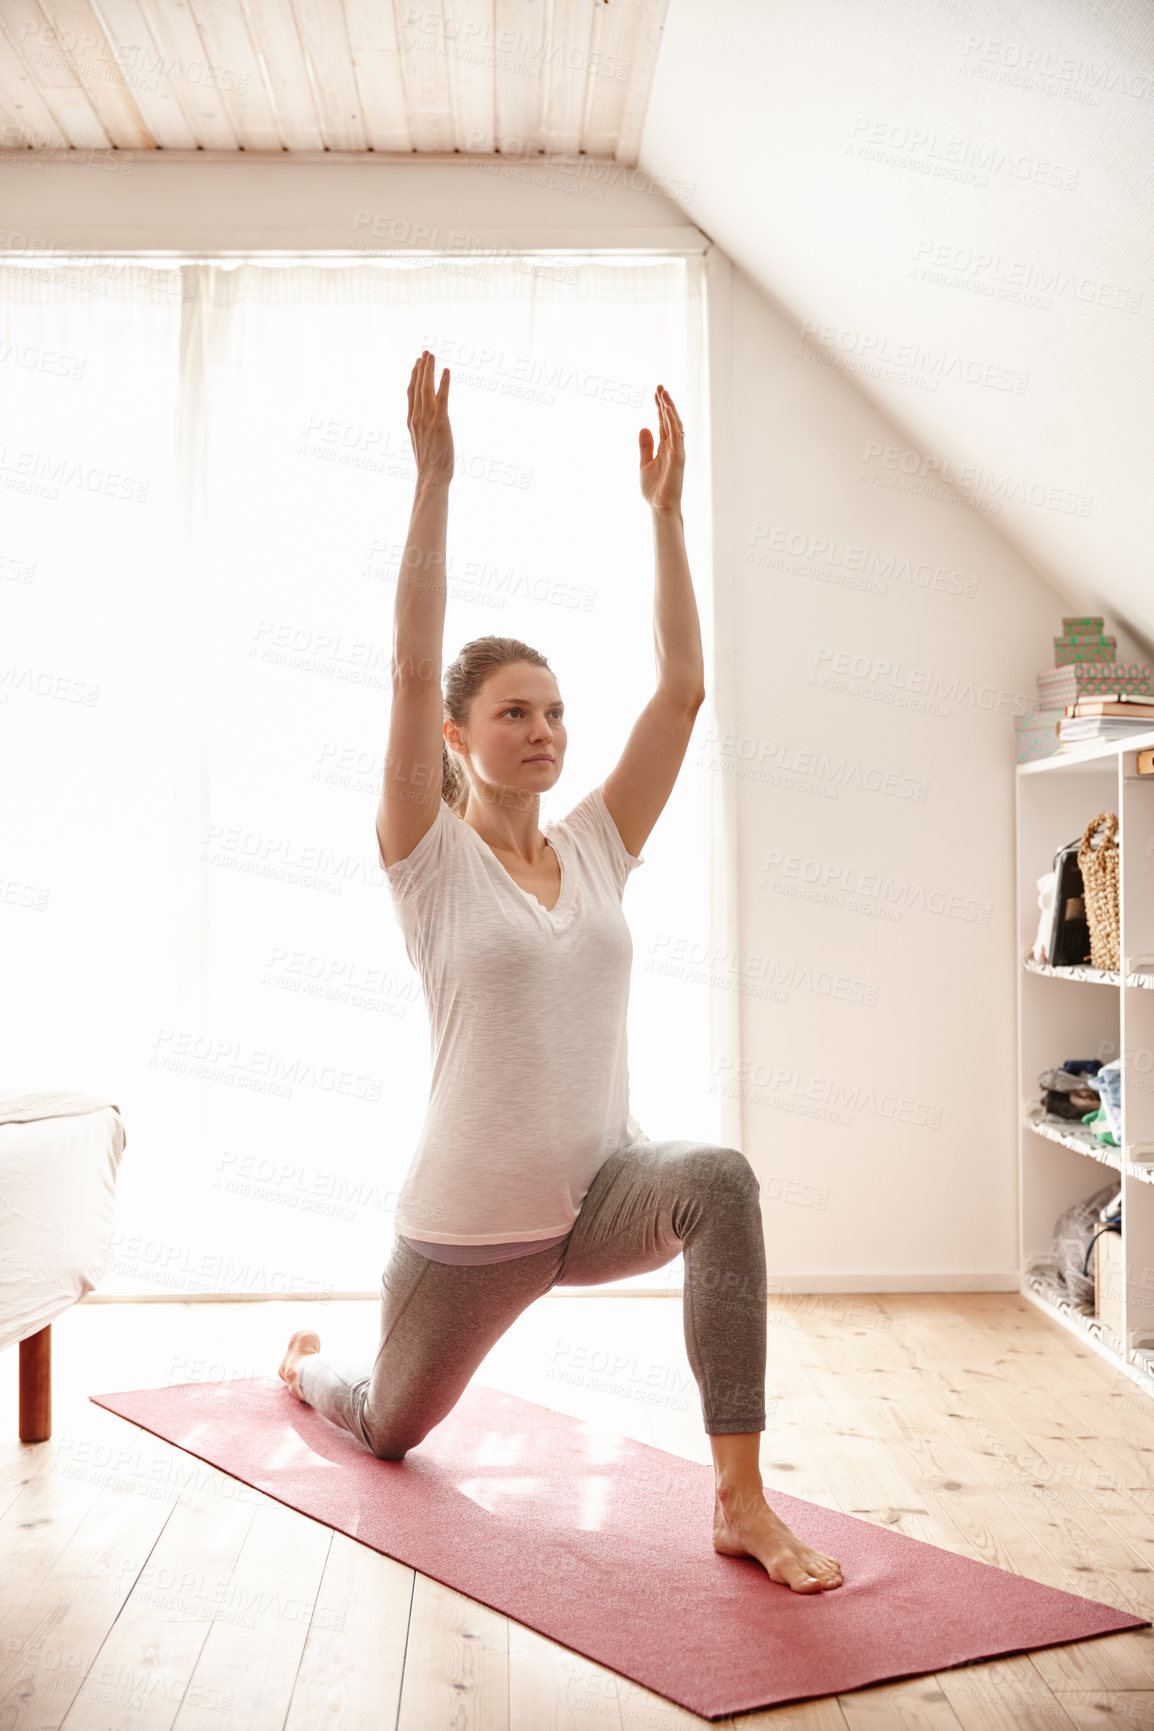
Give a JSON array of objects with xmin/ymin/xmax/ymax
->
[{"xmin": 1077, "ymin": 811, "xmax": 1120, "ymax": 971}]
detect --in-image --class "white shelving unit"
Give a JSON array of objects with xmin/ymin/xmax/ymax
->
[{"xmin": 1017, "ymin": 727, "xmax": 1154, "ymax": 1397}]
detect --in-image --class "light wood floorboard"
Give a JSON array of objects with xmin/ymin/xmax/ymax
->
[{"xmin": 0, "ymin": 1292, "xmax": 1151, "ymax": 1729}]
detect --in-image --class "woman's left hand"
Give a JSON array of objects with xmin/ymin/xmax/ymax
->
[{"xmin": 638, "ymin": 384, "xmax": 685, "ymax": 513}]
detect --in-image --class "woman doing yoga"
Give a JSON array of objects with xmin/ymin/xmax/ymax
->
[{"xmin": 279, "ymin": 350, "xmax": 843, "ymax": 1593}]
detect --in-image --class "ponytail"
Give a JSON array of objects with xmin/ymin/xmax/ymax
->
[{"xmin": 442, "ymin": 739, "xmax": 468, "ymax": 815}]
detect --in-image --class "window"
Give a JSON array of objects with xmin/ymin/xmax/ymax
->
[{"xmin": 1, "ymin": 252, "xmax": 714, "ymax": 1294}]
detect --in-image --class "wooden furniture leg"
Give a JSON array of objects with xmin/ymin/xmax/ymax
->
[{"xmin": 19, "ymin": 1324, "xmax": 51, "ymax": 1442}]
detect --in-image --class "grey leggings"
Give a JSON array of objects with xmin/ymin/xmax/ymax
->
[{"xmin": 297, "ymin": 1139, "xmax": 767, "ymax": 1456}]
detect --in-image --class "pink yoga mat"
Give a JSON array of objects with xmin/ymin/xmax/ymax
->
[{"xmin": 89, "ymin": 1377, "xmax": 1148, "ymax": 1720}]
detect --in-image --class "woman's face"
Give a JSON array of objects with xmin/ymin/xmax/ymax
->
[{"xmin": 448, "ymin": 662, "xmax": 566, "ymax": 808}]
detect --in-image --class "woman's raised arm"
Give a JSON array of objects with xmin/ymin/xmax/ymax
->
[{"xmin": 376, "ymin": 351, "xmax": 455, "ymax": 871}]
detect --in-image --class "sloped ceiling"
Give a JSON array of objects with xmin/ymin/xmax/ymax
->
[{"xmin": 640, "ymin": 0, "xmax": 1154, "ymax": 650}]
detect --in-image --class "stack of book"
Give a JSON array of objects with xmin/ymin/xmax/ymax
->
[
  {"xmin": 1015, "ymin": 617, "xmax": 1154, "ymax": 762},
  {"xmin": 1054, "ymin": 692, "xmax": 1154, "ymax": 746}
]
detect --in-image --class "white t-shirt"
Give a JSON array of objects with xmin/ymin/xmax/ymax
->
[{"xmin": 382, "ymin": 786, "xmax": 645, "ymax": 1244}]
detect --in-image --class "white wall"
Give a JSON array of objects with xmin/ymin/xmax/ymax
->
[
  {"xmin": 3, "ymin": 152, "xmax": 1114, "ymax": 1289},
  {"xmin": 705, "ymin": 248, "xmax": 1145, "ymax": 1290}
]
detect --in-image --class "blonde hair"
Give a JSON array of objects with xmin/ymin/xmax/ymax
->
[{"xmin": 441, "ymin": 635, "xmax": 554, "ymax": 815}]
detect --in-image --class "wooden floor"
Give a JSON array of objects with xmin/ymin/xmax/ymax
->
[{"xmin": 3, "ymin": 1289, "xmax": 1154, "ymax": 1730}]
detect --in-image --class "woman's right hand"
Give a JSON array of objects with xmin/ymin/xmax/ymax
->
[{"xmin": 406, "ymin": 350, "xmax": 454, "ymax": 485}]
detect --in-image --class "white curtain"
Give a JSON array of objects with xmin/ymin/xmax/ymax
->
[{"xmin": 1, "ymin": 252, "xmax": 714, "ymax": 1296}]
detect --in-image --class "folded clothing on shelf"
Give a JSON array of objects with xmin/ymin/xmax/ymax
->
[
  {"xmin": 1083, "ymin": 1058, "xmax": 1122, "ymax": 1142},
  {"xmin": 1038, "ymin": 1059, "xmax": 1103, "ymax": 1121},
  {"xmin": 1036, "ymin": 1058, "xmax": 1122, "ymax": 1144}
]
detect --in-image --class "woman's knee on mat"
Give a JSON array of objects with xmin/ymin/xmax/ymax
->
[
  {"xmin": 362, "ymin": 1387, "xmax": 452, "ymax": 1460},
  {"xmin": 369, "ymin": 1437, "xmax": 410, "ymax": 1461},
  {"xmin": 365, "ymin": 1418, "xmax": 425, "ymax": 1461}
]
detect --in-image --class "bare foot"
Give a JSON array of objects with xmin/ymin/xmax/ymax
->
[
  {"xmin": 712, "ymin": 1482, "xmax": 843, "ymax": 1592},
  {"xmin": 278, "ymin": 1329, "xmax": 321, "ymax": 1401}
]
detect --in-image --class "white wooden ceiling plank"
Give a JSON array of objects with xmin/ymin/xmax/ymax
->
[
  {"xmin": 3, "ymin": 0, "xmax": 83, "ymax": 84},
  {"xmin": 344, "ymin": 0, "xmax": 396, "ymax": 54},
  {"xmin": 38, "ymin": 0, "xmax": 153, "ymax": 145},
  {"xmin": 0, "ymin": 18, "xmax": 69, "ymax": 146},
  {"xmin": 492, "ymin": 0, "xmax": 544, "ymax": 156},
  {"xmin": 539, "ymin": 0, "xmax": 591, "ymax": 155},
  {"xmin": 290, "ymin": 0, "xmax": 366, "ymax": 151},
  {"xmin": 343, "ymin": 0, "xmax": 412, "ymax": 150},
  {"xmin": 443, "ymin": 0, "xmax": 502, "ymax": 155},
  {"xmin": 454, "ymin": 62, "xmax": 492, "ymax": 155},
  {"xmin": 86, "ymin": 0, "xmax": 199, "ymax": 147},
  {"xmin": 395, "ymin": 0, "xmax": 459, "ymax": 153},
  {"xmin": 344, "ymin": 45, "xmax": 412, "ymax": 150},
  {"xmin": 0, "ymin": 0, "xmax": 110, "ymax": 145},
  {"xmin": 242, "ymin": 0, "xmax": 324, "ymax": 149},
  {"xmin": 134, "ymin": 0, "xmax": 238, "ymax": 149},
  {"xmin": 616, "ymin": 0, "xmax": 667, "ymax": 166},
  {"xmin": 17, "ymin": 77, "xmax": 108, "ymax": 146},
  {"xmin": 186, "ymin": 0, "xmax": 284, "ymax": 150},
  {"xmin": 581, "ymin": 0, "xmax": 642, "ymax": 156}
]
